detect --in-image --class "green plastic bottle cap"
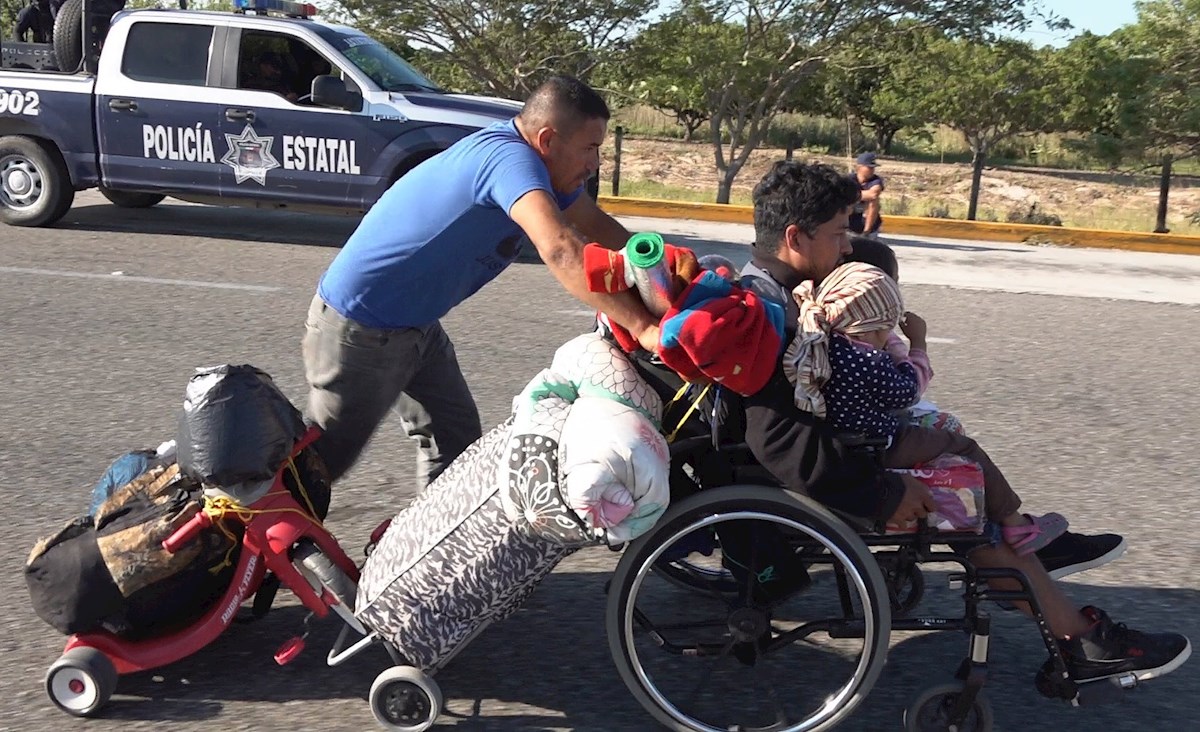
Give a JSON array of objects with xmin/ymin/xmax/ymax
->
[{"xmin": 625, "ymin": 232, "xmax": 665, "ymax": 268}]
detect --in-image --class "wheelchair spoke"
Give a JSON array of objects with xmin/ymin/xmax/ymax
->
[{"xmin": 683, "ymin": 636, "xmax": 739, "ymax": 712}]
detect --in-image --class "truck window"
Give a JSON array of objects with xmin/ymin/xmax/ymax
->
[
  {"xmin": 236, "ymin": 30, "xmax": 343, "ymax": 103},
  {"xmin": 121, "ymin": 23, "xmax": 214, "ymax": 85}
]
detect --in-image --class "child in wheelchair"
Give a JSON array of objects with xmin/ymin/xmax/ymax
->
[
  {"xmin": 760, "ymin": 258, "xmax": 1189, "ymax": 687},
  {"xmin": 841, "ymin": 236, "xmax": 1126, "ymax": 578}
]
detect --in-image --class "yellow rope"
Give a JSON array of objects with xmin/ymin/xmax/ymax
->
[
  {"xmin": 199, "ymin": 467, "xmax": 325, "ymax": 574},
  {"xmin": 664, "ymin": 383, "xmax": 712, "ymax": 444}
]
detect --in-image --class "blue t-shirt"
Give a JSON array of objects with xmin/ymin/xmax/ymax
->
[{"xmin": 318, "ymin": 119, "xmax": 583, "ymax": 328}]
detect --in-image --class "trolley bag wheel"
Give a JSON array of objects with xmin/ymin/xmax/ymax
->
[
  {"xmin": 291, "ymin": 539, "xmax": 365, "ymax": 634},
  {"xmin": 45, "ymin": 646, "xmax": 118, "ymax": 717},
  {"xmin": 608, "ymin": 484, "xmax": 891, "ymax": 732},
  {"xmin": 99, "ymin": 186, "xmax": 165, "ymax": 209},
  {"xmin": 904, "ymin": 682, "xmax": 994, "ymax": 732},
  {"xmin": 0, "ymin": 136, "xmax": 74, "ymax": 227},
  {"xmin": 369, "ymin": 666, "xmax": 442, "ymax": 732}
]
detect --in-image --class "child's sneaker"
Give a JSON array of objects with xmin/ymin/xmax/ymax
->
[
  {"xmin": 1060, "ymin": 606, "xmax": 1191, "ymax": 683},
  {"xmin": 1002, "ymin": 512, "xmax": 1068, "ymax": 556},
  {"xmin": 1036, "ymin": 531, "xmax": 1126, "ymax": 580}
]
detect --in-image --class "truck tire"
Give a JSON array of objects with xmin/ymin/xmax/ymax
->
[
  {"xmin": 53, "ymin": 0, "xmax": 84, "ymax": 74},
  {"xmin": 99, "ymin": 187, "xmax": 165, "ymax": 209},
  {"xmin": 0, "ymin": 136, "xmax": 75, "ymax": 227}
]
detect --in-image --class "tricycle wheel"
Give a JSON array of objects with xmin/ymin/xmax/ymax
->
[
  {"xmin": 369, "ymin": 666, "xmax": 442, "ymax": 731},
  {"xmin": 904, "ymin": 682, "xmax": 993, "ymax": 732},
  {"xmin": 45, "ymin": 646, "xmax": 118, "ymax": 717}
]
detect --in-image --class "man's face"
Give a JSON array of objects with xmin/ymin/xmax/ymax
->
[
  {"xmin": 856, "ymin": 163, "xmax": 875, "ymax": 180},
  {"xmin": 542, "ymin": 117, "xmax": 605, "ymax": 194},
  {"xmin": 787, "ymin": 206, "xmax": 853, "ymax": 282}
]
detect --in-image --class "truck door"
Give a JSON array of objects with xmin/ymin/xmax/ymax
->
[
  {"xmin": 94, "ymin": 19, "xmax": 225, "ymax": 197},
  {"xmin": 213, "ymin": 28, "xmax": 385, "ymax": 208}
]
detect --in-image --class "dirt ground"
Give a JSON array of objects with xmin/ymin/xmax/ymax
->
[{"xmin": 600, "ymin": 137, "xmax": 1200, "ymax": 234}]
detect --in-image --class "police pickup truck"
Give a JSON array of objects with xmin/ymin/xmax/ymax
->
[{"xmin": 0, "ymin": 0, "xmax": 522, "ymax": 227}]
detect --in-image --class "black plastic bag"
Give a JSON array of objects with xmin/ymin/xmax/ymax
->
[{"xmin": 177, "ymin": 365, "xmax": 305, "ymax": 490}]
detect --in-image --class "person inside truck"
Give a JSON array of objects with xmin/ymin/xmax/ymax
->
[
  {"xmin": 243, "ymin": 50, "xmax": 299, "ymax": 102},
  {"xmin": 13, "ymin": 0, "xmax": 51, "ymax": 43}
]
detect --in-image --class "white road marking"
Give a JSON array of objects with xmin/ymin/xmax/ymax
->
[
  {"xmin": 927, "ymin": 336, "xmax": 957, "ymax": 344},
  {"xmin": 0, "ymin": 266, "xmax": 282, "ymax": 292}
]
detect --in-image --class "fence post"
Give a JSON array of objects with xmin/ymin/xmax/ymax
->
[
  {"xmin": 785, "ymin": 134, "xmax": 795, "ymax": 160},
  {"xmin": 612, "ymin": 126, "xmax": 623, "ymax": 197},
  {"xmin": 1154, "ymin": 154, "xmax": 1172, "ymax": 234}
]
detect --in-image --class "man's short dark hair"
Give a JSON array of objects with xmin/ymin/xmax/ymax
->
[
  {"xmin": 518, "ymin": 75, "xmax": 610, "ymax": 136},
  {"xmin": 752, "ymin": 161, "xmax": 860, "ymax": 253},
  {"xmin": 845, "ymin": 236, "xmax": 899, "ymax": 281}
]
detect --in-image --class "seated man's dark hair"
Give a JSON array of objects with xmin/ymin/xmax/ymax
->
[{"xmin": 752, "ymin": 161, "xmax": 860, "ymax": 254}]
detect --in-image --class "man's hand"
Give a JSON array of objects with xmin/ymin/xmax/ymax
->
[
  {"xmin": 900, "ymin": 312, "xmax": 927, "ymax": 348},
  {"xmin": 889, "ymin": 475, "xmax": 937, "ymax": 525},
  {"xmin": 635, "ymin": 323, "xmax": 661, "ymax": 355}
]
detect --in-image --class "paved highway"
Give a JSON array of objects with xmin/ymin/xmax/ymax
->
[{"xmin": 1, "ymin": 191, "xmax": 1196, "ymax": 731}]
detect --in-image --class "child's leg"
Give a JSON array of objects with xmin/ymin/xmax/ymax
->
[
  {"xmin": 966, "ymin": 541, "xmax": 1090, "ymax": 638},
  {"xmin": 885, "ymin": 427, "xmax": 1066, "ymax": 553}
]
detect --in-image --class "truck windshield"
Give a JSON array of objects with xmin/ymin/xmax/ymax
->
[{"xmin": 333, "ymin": 35, "xmax": 443, "ymax": 93}]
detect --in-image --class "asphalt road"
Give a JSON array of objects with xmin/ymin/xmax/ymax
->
[{"xmin": 1, "ymin": 191, "xmax": 1197, "ymax": 732}]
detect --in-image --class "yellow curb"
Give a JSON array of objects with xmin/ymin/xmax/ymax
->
[{"xmin": 598, "ymin": 195, "xmax": 1200, "ymax": 257}]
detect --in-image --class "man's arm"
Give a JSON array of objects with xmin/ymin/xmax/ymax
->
[
  {"xmin": 861, "ymin": 180, "xmax": 883, "ymax": 230},
  {"xmin": 510, "ymin": 189, "xmax": 658, "ymax": 350},
  {"xmin": 743, "ymin": 368, "xmax": 907, "ymax": 523},
  {"xmin": 562, "ymin": 190, "xmax": 632, "ymax": 251}
]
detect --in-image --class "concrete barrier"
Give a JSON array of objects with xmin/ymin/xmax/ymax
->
[{"xmin": 597, "ymin": 195, "xmax": 1200, "ymax": 256}]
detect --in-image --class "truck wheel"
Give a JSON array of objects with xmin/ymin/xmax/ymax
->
[
  {"xmin": 100, "ymin": 187, "xmax": 165, "ymax": 209},
  {"xmin": 53, "ymin": 0, "xmax": 84, "ymax": 74},
  {"xmin": 0, "ymin": 136, "xmax": 75, "ymax": 227}
]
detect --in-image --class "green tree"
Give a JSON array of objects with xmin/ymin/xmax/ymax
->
[
  {"xmin": 897, "ymin": 37, "xmax": 1053, "ymax": 219},
  {"xmin": 605, "ymin": 2, "xmax": 734, "ymax": 141},
  {"xmin": 678, "ymin": 0, "xmax": 1047, "ymax": 203},
  {"xmin": 819, "ymin": 21, "xmax": 941, "ymax": 153},
  {"xmin": 328, "ymin": 0, "xmax": 655, "ymax": 99}
]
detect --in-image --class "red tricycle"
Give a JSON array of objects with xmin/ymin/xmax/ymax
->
[{"xmin": 44, "ymin": 426, "xmax": 367, "ymax": 717}]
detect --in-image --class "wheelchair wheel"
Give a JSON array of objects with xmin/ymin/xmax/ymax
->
[
  {"xmin": 878, "ymin": 555, "xmax": 926, "ymax": 616},
  {"xmin": 903, "ymin": 682, "xmax": 993, "ymax": 732},
  {"xmin": 608, "ymin": 485, "xmax": 891, "ymax": 732}
]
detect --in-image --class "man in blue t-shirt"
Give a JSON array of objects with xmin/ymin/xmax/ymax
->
[
  {"xmin": 848, "ymin": 152, "xmax": 884, "ymax": 238},
  {"xmin": 303, "ymin": 75, "xmax": 660, "ymax": 488}
]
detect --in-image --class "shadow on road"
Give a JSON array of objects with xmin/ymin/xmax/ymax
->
[
  {"xmin": 82, "ymin": 570, "xmax": 1197, "ymax": 731},
  {"xmin": 55, "ymin": 202, "xmax": 360, "ymax": 248}
]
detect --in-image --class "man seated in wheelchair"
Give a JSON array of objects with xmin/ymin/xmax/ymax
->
[{"xmin": 597, "ymin": 160, "xmax": 1189, "ymax": 692}]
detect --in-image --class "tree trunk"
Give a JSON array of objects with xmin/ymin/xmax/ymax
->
[
  {"xmin": 1154, "ymin": 154, "xmax": 1172, "ymax": 233},
  {"xmin": 880, "ymin": 127, "xmax": 898, "ymax": 154},
  {"xmin": 716, "ymin": 163, "xmax": 742, "ymax": 204},
  {"xmin": 967, "ymin": 148, "xmax": 986, "ymax": 221}
]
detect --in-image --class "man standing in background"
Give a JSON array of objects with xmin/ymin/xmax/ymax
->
[{"xmin": 849, "ymin": 152, "xmax": 885, "ymax": 239}]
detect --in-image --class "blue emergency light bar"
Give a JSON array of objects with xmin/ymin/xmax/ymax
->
[{"xmin": 232, "ymin": 0, "xmax": 319, "ymax": 18}]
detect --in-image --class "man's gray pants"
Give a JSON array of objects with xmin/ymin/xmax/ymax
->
[{"xmin": 302, "ymin": 295, "xmax": 483, "ymax": 488}]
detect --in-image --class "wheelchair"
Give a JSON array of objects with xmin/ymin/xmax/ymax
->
[{"xmin": 605, "ymin": 362, "xmax": 1137, "ymax": 732}]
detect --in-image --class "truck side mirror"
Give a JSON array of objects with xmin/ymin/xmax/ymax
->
[{"xmin": 311, "ymin": 75, "xmax": 363, "ymax": 112}]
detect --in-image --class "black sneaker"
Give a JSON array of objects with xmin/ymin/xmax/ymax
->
[
  {"xmin": 1060, "ymin": 606, "xmax": 1191, "ymax": 683},
  {"xmin": 1036, "ymin": 531, "xmax": 1126, "ymax": 580}
]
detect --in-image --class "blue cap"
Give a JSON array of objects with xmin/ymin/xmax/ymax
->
[{"xmin": 856, "ymin": 152, "xmax": 878, "ymax": 167}]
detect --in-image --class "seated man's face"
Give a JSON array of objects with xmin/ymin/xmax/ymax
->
[
  {"xmin": 260, "ymin": 61, "xmax": 282, "ymax": 80},
  {"xmin": 801, "ymin": 206, "xmax": 854, "ymax": 283}
]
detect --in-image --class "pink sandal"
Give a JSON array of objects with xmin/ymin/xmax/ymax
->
[{"xmin": 1002, "ymin": 512, "xmax": 1069, "ymax": 556}]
